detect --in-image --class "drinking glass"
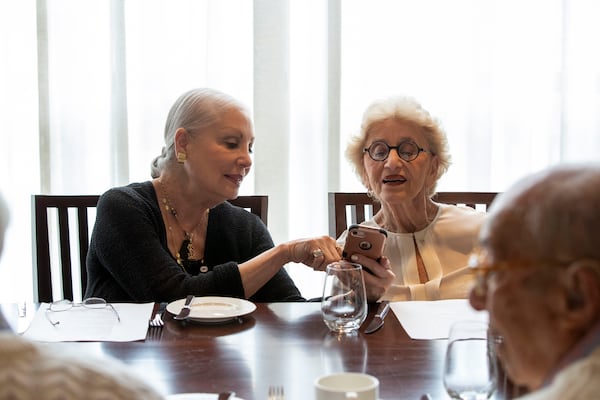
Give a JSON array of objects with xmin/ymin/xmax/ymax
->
[
  {"xmin": 321, "ymin": 261, "xmax": 367, "ymax": 334},
  {"xmin": 443, "ymin": 320, "xmax": 497, "ymax": 400}
]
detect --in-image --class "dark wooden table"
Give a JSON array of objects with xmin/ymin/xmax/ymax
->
[{"xmin": 16, "ymin": 302, "xmax": 520, "ymax": 400}]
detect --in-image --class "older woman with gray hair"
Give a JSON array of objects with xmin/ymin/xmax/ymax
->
[
  {"xmin": 341, "ymin": 96, "xmax": 486, "ymax": 301},
  {"xmin": 85, "ymin": 88, "xmax": 340, "ymax": 303}
]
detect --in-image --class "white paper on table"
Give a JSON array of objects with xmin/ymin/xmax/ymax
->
[
  {"xmin": 390, "ymin": 299, "xmax": 488, "ymax": 340},
  {"xmin": 22, "ymin": 302, "xmax": 154, "ymax": 342}
]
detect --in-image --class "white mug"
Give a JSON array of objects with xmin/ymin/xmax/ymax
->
[{"xmin": 315, "ymin": 372, "xmax": 379, "ymax": 400}]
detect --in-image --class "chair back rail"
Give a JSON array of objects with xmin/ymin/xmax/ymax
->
[
  {"xmin": 329, "ymin": 192, "xmax": 498, "ymax": 238},
  {"xmin": 431, "ymin": 192, "xmax": 497, "ymax": 210}
]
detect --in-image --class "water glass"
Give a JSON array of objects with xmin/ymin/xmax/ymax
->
[
  {"xmin": 321, "ymin": 261, "xmax": 367, "ymax": 334},
  {"xmin": 443, "ymin": 320, "xmax": 497, "ymax": 400}
]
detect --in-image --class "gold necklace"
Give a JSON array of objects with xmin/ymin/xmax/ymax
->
[{"xmin": 157, "ymin": 179, "xmax": 208, "ymax": 267}]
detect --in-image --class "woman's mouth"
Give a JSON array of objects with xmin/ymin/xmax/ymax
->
[
  {"xmin": 382, "ymin": 176, "xmax": 406, "ymax": 184},
  {"xmin": 225, "ymin": 174, "xmax": 244, "ymax": 186}
]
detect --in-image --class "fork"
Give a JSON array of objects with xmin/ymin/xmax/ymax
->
[
  {"xmin": 149, "ymin": 303, "xmax": 166, "ymax": 327},
  {"xmin": 147, "ymin": 306, "xmax": 165, "ymax": 341},
  {"xmin": 267, "ymin": 385, "xmax": 284, "ymax": 400},
  {"xmin": 149, "ymin": 312, "xmax": 164, "ymax": 327}
]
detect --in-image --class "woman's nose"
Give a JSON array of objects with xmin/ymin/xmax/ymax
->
[
  {"xmin": 385, "ymin": 148, "xmax": 407, "ymax": 166},
  {"xmin": 239, "ymin": 149, "xmax": 253, "ymax": 168}
]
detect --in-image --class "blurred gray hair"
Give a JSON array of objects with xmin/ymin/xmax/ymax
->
[
  {"xmin": 345, "ymin": 96, "xmax": 451, "ymax": 197},
  {"xmin": 483, "ymin": 163, "xmax": 600, "ymax": 264},
  {"xmin": 150, "ymin": 88, "xmax": 248, "ymax": 178}
]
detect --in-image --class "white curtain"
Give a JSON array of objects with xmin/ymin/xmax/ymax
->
[{"xmin": 1, "ymin": 0, "xmax": 599, "ymax": 302}]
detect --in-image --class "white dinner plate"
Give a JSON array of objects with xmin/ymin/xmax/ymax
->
[
  {"xmin": 166, "ymin": 394, "xmax": 243, "ymax": 400},
  {"xmin": 166, "ymin": 296, "xmax": 256, "ymax": 323}
]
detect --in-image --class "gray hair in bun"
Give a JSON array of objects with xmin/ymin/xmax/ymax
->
[{"xmin": 150, "ymin": 88, "xmax": 247, "ymax": 178}]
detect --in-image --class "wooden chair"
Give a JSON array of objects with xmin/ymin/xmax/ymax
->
[
  {"xmin": 32, "ymin": 195, "xmax": 100, "ymax": 302},
  {"xmin": 229, "ymin": 195, "xmax": 269, "ymax": 226},
  {"xmin": 328, "ymin": 192, "xmax": 381, "ymax": 239},
  {"xmin": 328, "ymin": 191, "xmax": 498, "ymax": 238},
  {"xmin": 32, "ymin": 194, "xmax": 269, "ymax": 302}
]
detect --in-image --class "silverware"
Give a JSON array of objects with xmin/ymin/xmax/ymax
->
[
  {"xmin": 267, "ymin": 385, "xmax": 284, "ymax": 400},
  {"xmin": 149, "ymin": 304, "xmax": 165, "ymax": 327},
  {"xmin": 18, "ymin": 302, "xmax": 27, "ymax": 318},
  {"xmin": 364, "ymin": 300, "xmax": 390, "ymax": 334},
  {"xmin": 149, "ymin": 312, "xmax": 164, "ymax": 327},
  {"xmin": 174, "ymin": 295, "xmax": 195, "ymax": 320},
  {"xmin": 217, "ymin": 391, "xmax": 235, "ymax": 400}
]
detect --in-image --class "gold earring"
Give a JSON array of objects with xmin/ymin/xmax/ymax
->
[{"xmin": 177, "ymin": 152, "xmax": 187, "ymax": 164}]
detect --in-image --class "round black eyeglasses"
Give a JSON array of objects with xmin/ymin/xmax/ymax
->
[{"xmin": 363, "ymin": 140, "xmax": 431, "ymax": 162}]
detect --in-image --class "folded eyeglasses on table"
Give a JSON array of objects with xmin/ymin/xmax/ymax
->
[{"xmin": 45, "ymin": 297, "xmax": 121, "ymax": 327}]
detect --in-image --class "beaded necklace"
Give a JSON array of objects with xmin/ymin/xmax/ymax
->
[{"xmin": 157, "ymin": 179, "xmax": 209, "ymax": 270}]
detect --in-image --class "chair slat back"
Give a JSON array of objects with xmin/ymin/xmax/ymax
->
[
  {"xmin": 328, "ymin": 192, "xmax": 382, "ymax": 239},
  {"xmin": 32, "ymin": 195, "xmax": 100, "ymax": 302},
  {"xmin": 329, "ymin": 191, "xmax": 498, "ymax": 238}
]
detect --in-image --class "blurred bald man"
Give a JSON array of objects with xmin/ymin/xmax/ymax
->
[{"xmin": 469, "ymin": 164, "xmax": 600, "ymax": 399}]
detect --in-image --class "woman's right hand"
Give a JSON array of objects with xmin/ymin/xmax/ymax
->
[{"xmin": 286, "ymin": 235, "xmax": 343, "ymax": 271}]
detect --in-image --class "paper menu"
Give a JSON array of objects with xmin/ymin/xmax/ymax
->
[{"xmin": 390, "ymin": 299, "xmax": 488, "ymax": 340}]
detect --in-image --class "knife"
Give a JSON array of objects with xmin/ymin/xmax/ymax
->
[
  {"xmin": 217, "ymin": 392, "xmax": 235, "ymax": 400},
  {"xmin": 174, "ymin": 295, "xmax": 195, "ymax": 320},
  {"xmin": 364, "ymin": 301, "xmax": 390, "ymax": 334}
]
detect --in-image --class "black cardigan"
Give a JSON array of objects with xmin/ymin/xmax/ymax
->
[{"xmin": 85, "ymin": 181, "xmax": 304, "ymax": 303}]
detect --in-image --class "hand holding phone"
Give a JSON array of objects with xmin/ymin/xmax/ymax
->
[{"xmin": 342, "ymin": 224, "xmax": 387, "ymax": 263}]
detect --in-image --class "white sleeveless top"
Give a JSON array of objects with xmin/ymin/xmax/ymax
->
[{"xmin": 338, "ymin": 204, "xmax": 486, "ymax": 301}]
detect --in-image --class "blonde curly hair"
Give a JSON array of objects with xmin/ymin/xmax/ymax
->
[{"xmin": 345, "ymin": 96, "xmax": 451, "ymax": 198}]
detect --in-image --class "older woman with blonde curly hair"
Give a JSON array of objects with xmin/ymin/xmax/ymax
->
[{"xmin": 340, "ymin": 96, "xmax": 486, "ymax": 301}]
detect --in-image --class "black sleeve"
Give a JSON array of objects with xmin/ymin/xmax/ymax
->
[{"xmin": 207, "ymin": 202, "xmax": 305, "ymax": 302}]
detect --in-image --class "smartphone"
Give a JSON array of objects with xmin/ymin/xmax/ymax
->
[{"xmin": 342, "ymin": 224, "xmax": 387, "ymax": 264}]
